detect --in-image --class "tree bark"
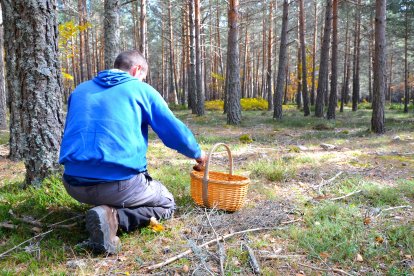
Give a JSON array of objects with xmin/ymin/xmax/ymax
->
[
  {"xmin": 310, "ymin": 0, "xmax": 318, "ymax": 106},
  {"xmin": 104, "ymin": 0, "xmax": 120, "ymax": 69},
  {"xmin": 315, "ymin": 0, "xmax": 332, "ymax": 117},
  {"xmin": 340, "ymin": 7, "xmax": 350, "ymax": 113},
  {"xmin": 140, "ymin": 0, "xmax": 147, "ymax": 59},
  {"xmin": 188, "ymin": 0, "xmax": 197, "ymax": 113},
  {"xmin": 404, "ymin": 7, "xmax": 409, "ymax": 112},
  {"xmin": 299, "ymin": 0, "xmax": 310, "ymax": 116},
  {"xmin": 327, "ymin": 0, "xmax": 338, "ymax": 119},
  {"xmin": 352, "ymin": 0, "xmax": 361, "ymax": 111},
  {"xmin": 0, "ymin": 8, "xmax": 6, "ymax": 130},
  {"xmin": 371, "ymin": 0, "xmax": 386, "ymax": 134},
  {"xmin": 274, "ymin": 0, "xmax": 289, "ymax": 119},
  {"xmin": 195, "ymin": 0, "xmax": 205, "ymax": 115},
  {"xmin": 2, "ymin": 0, "xmax": 64, "ymax": 184},
  {"xmin": 267, "ymin": 1, "xmax": 273, "ymax": 111},
  {"xmin": 226, "ymin": 0, "xmax": 242, "ymax": 125},
  {"xmin": 167, "ymin": 0, "xmax": 178, "ymax": 104}
]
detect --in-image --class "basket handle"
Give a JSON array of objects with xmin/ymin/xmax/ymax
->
[{"xmin": 202, "ymin": 143, "xmax": 233, "ymax": 206}]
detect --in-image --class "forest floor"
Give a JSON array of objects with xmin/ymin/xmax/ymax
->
[{"xmin": 0, "ymin": 106, "xmax": 413, "ymax": 275}]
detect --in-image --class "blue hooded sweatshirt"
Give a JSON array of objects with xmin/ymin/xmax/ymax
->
[{"xmin": 59, "ymin": 69, "xmax": 201, "ymax": 180}]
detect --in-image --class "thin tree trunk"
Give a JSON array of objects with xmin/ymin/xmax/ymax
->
[
  {"xmin": 2, "ymin": 0, "xmax": 64, "ymax": 184},
  {"xmin": 315, "ymin": 0, "xmax": 332, "ymax": 117},
  {"xmin": 195, "ymin": 0, "xmax": 205, "ymax": 115},
  {"xmin": 140, "ymin": 0, "xmax": 147, "ymax": 58},
  {"xmin": 104, "ymin": 0, "xmax": 120, "ymax": 69},
  {"xmin": 340, "ymin": 8, "xmax": 349, "ymax": 113},
  {"xmin": 352, "ymin": 0, "xmax": 361, "ymax": 111},
  {"xmin": 404, "ymin": 8, "xmax": 409, "ymax": 112},
  {"xmin": 327, "ymin": 0, "xmax": 338, "ymax": 119},
  {"xmin": 226, "ymin": 0, "xmax": 242, "ymax": 124},
  {"xmin": 267, "ymin": 1, "xmax": 273, "ymax": 111},
  {"xmin": 0, "ymin": 8, "xmax": 6, "ymax": 130},
  {"xmin": 371, "ymin": 0, "xmax": 386, "ymax": 134},
  {"xmin": 188, "ymin": 0, "xmax": 197, "ymax": 113},
  {"xmin": 242, "ymin": 23, "xmax": 249, "ymax": 99},
  {"xmin": 311, "ymin": 0, "xmax": 318, "ymax": 106},
  {"xmin": 274, "ymin": 0, "xmax": 289, "ymax": 119},
  {"xmin": 299, "ymin": 0, "xmax": 310, "ymax": 116},
  {"xmin": 168, "ymin": 0, "xmax": 178, "ymax": 104}
]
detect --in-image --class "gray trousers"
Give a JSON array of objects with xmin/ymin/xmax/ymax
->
[{"xmin": 63, "ymin": 173, "xmax": 176, "ymax": 232}]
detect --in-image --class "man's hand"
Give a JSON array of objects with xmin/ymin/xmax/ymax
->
[{"xmin": 193, "ymin": 150, "xmax": 207, "ymax": 171}]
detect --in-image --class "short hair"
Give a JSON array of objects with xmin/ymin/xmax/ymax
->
[{"xmin": 113, "ymin": 50, "xmax": 148, "ymax": 73}]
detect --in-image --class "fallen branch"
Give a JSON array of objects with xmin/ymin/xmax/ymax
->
[
  {"xmin": 0, "ymin": 229, "xmax": 53, "ymax": 259},
  {"xmin": 298, "ymin": 262, "xmax": 354, "ymax": 276},
  {"xmin": 242, "ymin": 243, "xmax": 261, "ymax": 274},
  {"xmin": 330, "ymin": 190, "xmax": 362, "ymax": 201},
  {"xmin": 47, "ymin": 214, "xmax": 84, "ymax": 228},
  {"xmin": 260, "ymin": 254, "xmax": 306, "ymax": 259},
  {"xmin": 375, "ymin": 205, "xmax": 413, "ymax": 218},
  {"xmin": 0, "ymin": 222, "xmax": 18, "ymax": 230},
  {"xmin": 315, "ymin": 172, "xmax": 343, "ymax": 193},
  {"xmin": 204, "ymin": 208, "xmax": 225, "ymax": 276},
  {"xmin": 144, "ymin": 219, "xmax": 299, "ymax": 271}
]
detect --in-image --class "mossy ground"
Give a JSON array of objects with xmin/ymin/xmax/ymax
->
[{"xmin": 0, "ymin": 106, "xmax": 413, "ymax": 275}]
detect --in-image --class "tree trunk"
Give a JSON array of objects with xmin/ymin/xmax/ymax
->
[
  {"xmin": 315, "ymin": 0, "xmax": 332, "ymax": 117},
  {"xmin": 188, "ymin": 0, "xmax": 197, "ymax": 113},
  {"xmin": 140, "ymin": 0, "xmax": 147, "ymax": 59},
  {"xmin": 168, "ymin": 0, "xmax": 178, "ymax": 104},
  {"xmin": 242, "ymin": 22, "xmax": 249, "ymax": 99},
  {"xmin": 104, "ymin": 0, "xmax": 120, "ymax": 69},
  {"xmin": 310, "ymin": 0, "xmax": 318, "ymax": 106},
  {"xmin": 274, "ymin": 0, "xmax": 289, "ymax": 119},
  {"xmin": 327, "ymin": 0, "xmax": 338, "ymax": 119},
  {"xmin": 299, "ymin": 0, "xmax": 310, "ymax": 116},
  {"xmin": 0, "ymin": 8, "xmax": 6, "ymax": 130},
  {"xmin": 371, "ymin": 0, "xmax": 386, "ymax": 134},
  {"xmin": 404, "ymin": 8, "xmax": 409, "ymax": 112},
  {"xmin": 352, "ymin": 0, "xmax": 361, "ymax": 111},
  {"xmin": 2, "ymin": 0, "xmax": 64, "ymax": 184},
  {"xmin": 226, "ymin": 0, "xmax": 242, "ymax": 125},
  {"xmin": 267, "ymin": 1, "xmax": 273, "ymax": 111},
  {"xmin": 78, "ymin": 0, "xmax": 86, "ymax": 82},
  {"xmin": 195, "ymin": 0, "xmax": 205, "ymax": 115},
  {"xmin": 340, "ymin": 8, "xmax": 350, "ymax": 113}
]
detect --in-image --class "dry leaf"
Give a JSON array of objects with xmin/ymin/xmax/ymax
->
[
  {"xmin": 405, "ymin": 255, "xmax": 412, "ymax": 259},
  {"xmin": 363, "ymin": 217, "xmax": 371, "ymax": 225},
  {"xmin": 149, "ymin": 217, "xmax": 164, "ymax": 232},
  {"xmin": 356, "ymin": 253, "xmax": 364, "ymax": 262},
  {"xmin": 319, "ymin": 252, "xmax": 330, "ymax": 259},
  {"xmin": 182, "ymin": 264, "xmax": 189, "ymax": 273},
  {"xmin": 375, "ymin": 236, "xmax": 384, "ymax": 243}
]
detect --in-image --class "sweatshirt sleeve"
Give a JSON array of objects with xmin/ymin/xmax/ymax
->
[{"xmin": 142, "ymin": 85, "xmax": 201, "ymax": 159}]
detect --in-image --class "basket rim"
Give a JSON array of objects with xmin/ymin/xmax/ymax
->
[{"xmin": 191, "ymin": 171, "xmax": 250, "ymax": 186}]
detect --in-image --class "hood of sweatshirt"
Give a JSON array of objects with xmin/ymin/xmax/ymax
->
[{"xmin": 92, "ymin": 69, "xmax": 135, "ymax": 87}]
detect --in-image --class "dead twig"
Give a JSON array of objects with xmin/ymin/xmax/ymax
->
[
  {"xmin": 144, "ymin": 219, "xmax": 299, "ymax": 271},
  {"xmin": 260, "ymin": 254, "xmax": 306, "ymax": 259},
  {"xmin": 0, "ymin": 222, "xmax": 18, "ymax": 230},
  {"xmin": 204, "ymin": 208, "xmax": 225, "ymax": 276},
  {"xmin": 375, "ymin": 205, "xmax": 413, "ymax": 218},
  {"xmin": 315, "ymin": 172, "xmax": 343, "ymax": 194},
  {"xmin": 242, "ymin": 243, "xmax": 261, "ymax": 274},
  {"xmin": 47, "ymin": 214, "xmax": 84, "ymax": 228},
  {"xmin": 0, "ymin": 229, "xmax": 53, "ymax": 259},
  {"xmin": 330, "ymin": 190, "xmax": 362, "ymax": 201},
  {"xmin": 298, "ymin": 262, "xmax": 354, "ymax": 276}
]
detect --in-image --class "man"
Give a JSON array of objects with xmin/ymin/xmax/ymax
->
[{"xmin": 59, "ymin": 50, "xmax": 205, "ymax": 254}]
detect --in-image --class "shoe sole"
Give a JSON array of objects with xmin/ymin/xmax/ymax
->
[{"xmin": 86, "ymin": 207, "xmax": 120, "ymax": 254}]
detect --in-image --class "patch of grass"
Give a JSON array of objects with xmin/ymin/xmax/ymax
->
[
  {"xmin": 397, "ymin": 180, "xmax": 414, "ymax": 199},
  {"xmin": 289, "ymin": 202, "xmax": 363, "ymax": 263},
  {"xmin": 249, "ymin": 159, "xmax": 295, "ymax": 182},
  {"xmin": 356, "ymin": 184, "xmax": 406, "ymax": 207}
]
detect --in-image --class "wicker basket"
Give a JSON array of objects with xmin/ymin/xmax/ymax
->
[{"xmin": 190, "ymin": 143, "xmax": 250, "ymax": 212}]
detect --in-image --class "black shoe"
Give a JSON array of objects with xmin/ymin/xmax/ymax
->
[{"xmin": 86, "ymin": 205, "xmax": 121, "ymax": 254}]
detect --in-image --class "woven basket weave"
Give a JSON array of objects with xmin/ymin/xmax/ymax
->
[{"xmin": 190, "ymin": 143, "xmax": 250, "ymax": 212}]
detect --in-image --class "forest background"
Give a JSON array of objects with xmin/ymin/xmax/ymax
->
[{"xmin": 0, "ymin": 0, "xmax": 413, "ymax": 274}]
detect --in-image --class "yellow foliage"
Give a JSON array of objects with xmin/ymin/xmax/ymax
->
[
  {"xmin": 205, "ymin": 98, "xmax": 269, "ymax": 111},
  {"xmin": 62, "ymin": 71, "xmax": 74, "ymax": 81},
  {"xmin": 205, "ymin": 100, "xmax": 224, "ymax": 111}
]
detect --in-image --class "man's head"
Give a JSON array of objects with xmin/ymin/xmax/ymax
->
[{"xmin": 114, "ymin": 50, "xmax": 148, "ymax": 81}]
